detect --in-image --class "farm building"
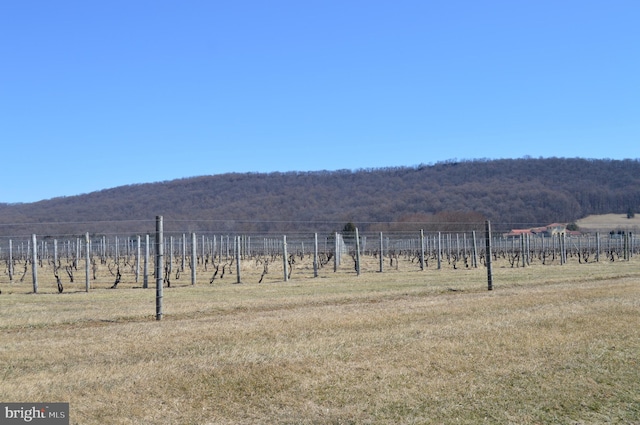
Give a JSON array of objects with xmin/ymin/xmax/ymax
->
[{"xmin": 504, "ymin": 223, "xmax": 569, "ymax": 238}]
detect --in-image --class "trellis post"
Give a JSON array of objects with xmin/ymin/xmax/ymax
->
[
  {"xmin": 8, "ymin": 239, "xmax": 14, "ymax": 281},
  {"xmin": 155, "ymin": 216, "xmax": 164, "ymax": 321},
  {"xmin": 235, "ymin": 236, "xmax": 242, "ymax": 284},
  {"xmin": 169, "ymin": 236, "xmax": 174, "ymax": 278},
  {"xmin": 313, "ymin": 233, "xmax": 319, "ymax": 278},
  {"xmin": 144, "ymin": 234, "xmax": 150, "ymax": 289},
  {"xmin": 181, "ymin": 234, "xmax": 186, "ymax": 272},
  {"xmin": 355, "ymin": 228, "xmax": 361, "ymax": 276},
  {"xmin": 485, "ymin": 220, "xmax": 493, "ymax": 291},
  {"xmin": 85, "ymin": 232, "xmax": 90, "ymax": 292},
  {"xmin": 472, "ymin": 230, "xmax": 478, "ymax": 268},
  {"xmin": 334, "ymin": 233, "xmax": 339, "ymax": 272},
  {"xmin": 136, "ymin": 235, "xmax": 141, "ymax": 283},
  {"xmin": 31, "ymin": 234, "xmax": 38, "ymax": 293},
  {"xmin": 379, "ymin": 232, "xmax": 384, "ymax": 273},
  {"xmin": 53, "ymin": 239, "xmax": 58, "ymax": 270},
  {"xmin": 191, "ymin": 232, "xmax": 197, "ymax": 285},
  {"xmin": 420, "ymin": 229, "xmax": 425, "ymax": 271},
  {"xmin": 437, "ymin": 232, "xmax": 442, "ymax": 270},
  {"xmin": 282, "ymin": 235, "xmax": 289, "ymax": 282}
]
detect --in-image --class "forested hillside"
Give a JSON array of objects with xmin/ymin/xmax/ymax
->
[{"xmin": 0, "ymin": 157, "xmax": 639, "ymax": 236}]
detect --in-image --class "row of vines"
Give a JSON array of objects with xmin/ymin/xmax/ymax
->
[{"xmin": 0, "ymin": 225, "xmax": 636, "ymax": 294}]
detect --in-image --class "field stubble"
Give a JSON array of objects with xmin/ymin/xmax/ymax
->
[{"xmin": 1, "ymin": 254, "xmax": 639, "ymax": 424}]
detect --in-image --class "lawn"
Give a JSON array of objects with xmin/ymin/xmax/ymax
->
[{"xmin": 1, "ymin": 256, "xmax": 639, "ymax": 424}]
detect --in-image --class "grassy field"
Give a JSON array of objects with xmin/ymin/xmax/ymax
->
[
  {"xmin": 1, "ymin": 255, "xmax": 639, "ymax": 424},
  {"xmin": 576, "ymin": 213, "xmax": 640, "ymax": 232}
]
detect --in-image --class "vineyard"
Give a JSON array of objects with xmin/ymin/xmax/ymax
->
[
  {"xmin": 1, "ymin": 219, "xmax": 639, "ymax": 424},
  {"xmin": 1, "ymin": 218, "xmax": 636, "ymax": 296}
]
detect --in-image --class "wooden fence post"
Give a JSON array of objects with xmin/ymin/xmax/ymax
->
[
  {"xmin": 181, "ymin": 234, "xmax": 186, "ymax": 272},
  {"xmin": 235, "ymin": 236, "xmax": 242, "ymax": 284},
  {"xmin": 355, "ymin": 228, "xmax": 361, "ymax": 276},
  {"xmin": 334, "ymin": 232, "xmax": 338, "ymax": 272},
  {"xmin": 561, "ymin": 232, "xmax": 567, "ymax": 265},
  {"xmin": 85, "ymin": 232, "xmax": 90, "ymax": 292},
  {"xmin": 624, "ymin": 231, "xmax": 630, "ymax": 261},
  {"xmin": 31, "ymin": 234, "xmax": 38, "ymax": 293},
  {"xmin": 114, "ymin": 236, "xmax": 119, "ymax": 265},
  {"xmin": 379, "ymin": 232, "xmax": 384, "ymax": 273},
  {"xmin": 282, "ymin": 235, "xmax": 288, "ymax": 282},
  {"xmin": 313, "ymin": 233, "xmax": 319, "ymax": 278},
  {"xmin": 53, "ymin": 239, "xmax": 58, "ymax": 270},
  {"xmin": 8, "ymin": 239, "xmax": 13, "ymax": 281},
  {"xmin": 437, "ymin": 232, "xmax": 442, "ymax": 270},
  {"xmin": 472, "ymin": 231, "xmax": 478, "ymax": 268},
  {"xmin": 168, "ymin": 236, "xmax": 174, "ymax": 278},
  {"xmin": 155, "ymin": 216, "xmax": 164, "ymax": 321},
  {"xmin": 98, "ymin": 236, "xmax": 103, "ymax": 264},
  {"xmin": 420, "ymin": 229, "xmax": 425, "ymax": 271},
  {"xmin": 191, "ymin": 232, "xmax": 197, "ymax": 285},
  {"xmin": 144, "ymin": 234, "xmax": 149, "ymax": 289},
  {"xmin": 136, "ymin": 235, "xmax": 141, "ymax": 283},
  {"xmin": 485, "ymin": 221, "xmax": 493, "ymax": 291}
]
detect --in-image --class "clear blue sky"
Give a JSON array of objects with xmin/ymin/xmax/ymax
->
[{"xmin": 1, "ymin": 1, "xmax": 639, "ymax": 203}]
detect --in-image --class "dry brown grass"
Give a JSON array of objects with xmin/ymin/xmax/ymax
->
[
  {"xmin": 577, "ymin": 213, "xmax": 640, "ymax": 232},
  {"xmin": 1, "ymin": 255, "xmax": 639, "ymax": 424}
]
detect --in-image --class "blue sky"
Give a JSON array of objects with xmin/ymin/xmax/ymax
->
[{"xmin": 1, "ymin": 1, "xmax": 639, "ymax": 203}]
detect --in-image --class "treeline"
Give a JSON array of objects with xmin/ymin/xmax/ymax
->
[{"xmin": 0, "ymin": 157, "xmax": 639, "ymax": 236}]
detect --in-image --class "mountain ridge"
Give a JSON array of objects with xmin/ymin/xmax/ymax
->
[{"xmin": 1, "ymin": 157, "xmax": 639, "ymax": 236}]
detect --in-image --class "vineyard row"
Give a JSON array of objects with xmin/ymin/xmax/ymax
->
[{"xmin": 1, "ymin": 226, "xmax": 636, "ymax": 295}]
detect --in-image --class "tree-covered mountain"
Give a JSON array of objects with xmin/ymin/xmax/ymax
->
[{"xmin": 1, "ymin": 157, "xmax": 639, "ymax": 236}]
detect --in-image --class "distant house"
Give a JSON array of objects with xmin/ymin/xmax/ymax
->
[
  {"xmin": 543, "ymin": 223, "xmax": 567, "ymax": 236},
  {"xmin": 504, "ymin": 228, "xmax": 532, "ymax": 237},
  {"xmin": 505, "ymin": 223, "xmax": 569, "ymax": 238}
]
